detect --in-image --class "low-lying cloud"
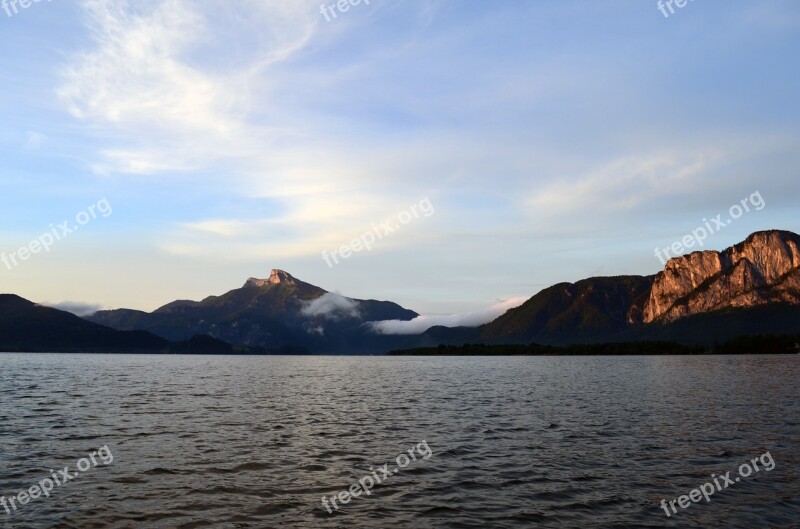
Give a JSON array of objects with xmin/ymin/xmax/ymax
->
[
  {"xmin": 368, "ymin": 297, "xmax": 528, "ymax": 335},
  {"xmin": 300, "ymin": 292, "xmax": 361, "ymax": 320},
  {"xmin": 44, "ymin": 301, "xmax": 105, "ymax": 317}
]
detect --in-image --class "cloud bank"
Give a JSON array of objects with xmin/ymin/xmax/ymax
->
[{"xmin": 368, "ymin": 297, "xmax": 528, "ymax": 335}]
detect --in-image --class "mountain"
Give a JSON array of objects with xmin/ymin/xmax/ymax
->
[
  {"xmin": 87, "ymin": 231, "xmax": 800, "ymax": 352},
  {"xmin": 0, "ymin": 294, "xmax": 169, "ymax": 352},
  {"xmin": 639, "ymin": 230, "xmax": 800, "ymax": 323},
  {"xmin": 480, "ymin": 276, "xmax": 654, "ymax": 343},
  {"xmin": 451, "ymin": 230, "xmax": 800, "ymax": 346},
  {"xmin": 0, "ymin": 294, "xmax": 293, "ymax": 354},
  {"xmin": 87, "ymin": 269, "xmax": 419, "ymax": 354}
]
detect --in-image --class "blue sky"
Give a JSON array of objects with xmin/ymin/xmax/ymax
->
[{"xmin": 0, "ymin": 0, "xmax": 798, "ymax": 319}]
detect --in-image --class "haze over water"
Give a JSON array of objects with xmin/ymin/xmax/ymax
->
[{"xmin": 0, "ymin": 354, "xmax": 797, "ymax": 528}]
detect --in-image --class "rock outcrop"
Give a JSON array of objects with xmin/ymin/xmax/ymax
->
[
  {"xmin": 244, "ymin": 269, "xmax": 298, "ymax": 288},
  {"xmin": 641, "ymin": 230, "xmax": 800, "ymax": 323}
]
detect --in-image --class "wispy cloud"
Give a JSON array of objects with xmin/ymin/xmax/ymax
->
[
  {"xmin": 24, "ymin": 131, "xmax": 46, "ymax": 151},
  {"xmin": 58, "ymin": 0, "xmax": 445, "ymax": 262},
  {"xmin": 13, "ymin": 0, "xmax": 795, "ymax": 314},
  {"xmin": 58, "ymin": 0, "xmax": 318, "ymax": 175},
  {"xmin": 528, "ymin": 149, "xmax": 724, "ymax": 217}
]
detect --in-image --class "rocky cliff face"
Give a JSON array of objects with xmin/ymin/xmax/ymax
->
[
  {"xmin": 640, "ymin": 230, "xmax": 800, "ymax": 323},
  {"xmin": 244, "ymin": 269, "xmax": 298, "ymax": 288}
]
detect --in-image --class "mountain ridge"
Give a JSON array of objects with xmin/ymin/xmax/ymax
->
[
  {"xmin": 87, "ymin": 269, "xmax": 419, "ymax": 353},
  {"xmin": 86, "ymin": 231, "xmax": 800, "ymax": 351},
  {"xmin": 470, "ymin": 230, "xmax": 800, "ymax": 345},
  {"xmin": 5, "ymin": 230, "xmax": 798, "ymax": 354},
  {"xmin": 0, "ymin": 294, "xmax": 168, "ymax": 352}
]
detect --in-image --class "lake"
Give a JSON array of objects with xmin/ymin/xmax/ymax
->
[{"xmin": 0, "ymin": 354, "xmax": 797, "ymax": 528}]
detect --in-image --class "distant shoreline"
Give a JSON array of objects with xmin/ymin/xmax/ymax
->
[
  {"xmin": 389, "ymin": 336, "xmax": 800, "ymax": 356},
  {"xmin": 0, "ymin": 335, "xmax": 796, "ymax": 356}
]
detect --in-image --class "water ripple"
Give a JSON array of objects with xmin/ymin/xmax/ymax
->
[{"xmin": 0, "ymin": 354, "xmax": 797, "ymax": 528}]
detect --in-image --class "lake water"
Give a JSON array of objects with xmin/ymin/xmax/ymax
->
[{"xmin": 0, "ymin": 354, "xmax": 797, "ymax": 528}]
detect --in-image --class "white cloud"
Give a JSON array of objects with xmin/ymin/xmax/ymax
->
[
  {"xmin": 182, "ymin": 219, "xmax": 254, "ymax": 238},
  {"xmin": 58, "ymin": 0, "xmax": 318, "ymax": 175},
  {"xmin": 59, "ymin": 0, "xmax": 440, "ymax": 262},
  {"xmin": 43, "ymin": 301, "xmax": 106, "ymax": 316},
  {"xmin": 306, "ymin": 324, "xmax": 325, "ymax": 336},
  {"xmin": 369, "ymin": 296, "xmax": 528, "ymax": 335},
  {"xmin": 49, "ymin": 0, "xmax": 800, "ymax": 311},
  {"xmin": 300, "ymin": 292, "xmax": 361, "ymax": 320},
  {"xmin": 528, "ymin": 149, "xmax": 724, "ymax": 217},
  {"xmin": 24, "ymin": 131, "xmax": 46, "ymax": 150}
]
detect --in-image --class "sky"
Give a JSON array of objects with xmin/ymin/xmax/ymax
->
[{"xmin": 0, "ymin": 0, "xmax": 799, "ymax": 321}]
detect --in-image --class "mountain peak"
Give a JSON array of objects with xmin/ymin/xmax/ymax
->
[
  {"xmin": 244, "ymin": 269, "xmax": 297, "ymax": 288},
  {"xmin": 268, "ymin": 269, "xmax": 296, "ymax": 285}
]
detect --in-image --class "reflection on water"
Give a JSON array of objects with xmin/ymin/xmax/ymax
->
[{"xmin": 0, "ymin": 354, "xmax": 797, "ymax": 528}]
